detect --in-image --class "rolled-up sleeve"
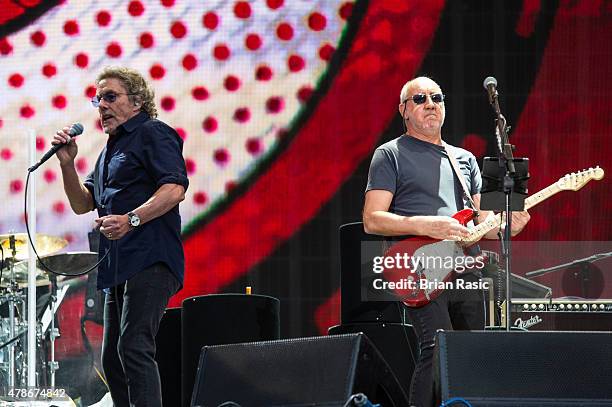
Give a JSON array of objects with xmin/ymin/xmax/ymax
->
[
  {"xmin": 83, "ymin": 170, "xmax": 98, "ymax": 209},
  {"xmin": 142, "ymin": 122, "xmax": 189, "ymax": 191}
]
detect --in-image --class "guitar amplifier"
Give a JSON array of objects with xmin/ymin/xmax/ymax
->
[{"xmin": 510, "ymin": 299, "xmax": 612, "ymax": 331}]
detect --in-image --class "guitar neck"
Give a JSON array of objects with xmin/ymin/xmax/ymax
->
[{"xmin": 464, "ymin": 183, "xmax": 562, "ymax": 242}]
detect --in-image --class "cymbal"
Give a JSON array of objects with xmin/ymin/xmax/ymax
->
[
  {"xmin": 0, "ymin": 233, "xmax": 68, "ymax": 261},
  {"xmin": 32, "ymin": 251, "xmax": 98, "ymax": 277},
  {"xmin": 0, "ymin": 252, "xmax": 98, "ymax": 288},
  {"xmin": 0, "ymin": 265, "xmax": 50, "ymax": 288}
]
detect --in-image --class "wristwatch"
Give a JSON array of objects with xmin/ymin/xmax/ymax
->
[{"xmin": 127, "ymin": 211, "xmax": 141, "ymax": 228}]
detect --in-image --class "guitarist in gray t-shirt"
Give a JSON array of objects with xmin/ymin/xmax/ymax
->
[{"xmin": 363, "ymin": 77, "xmax": 530, "ymax": 407}]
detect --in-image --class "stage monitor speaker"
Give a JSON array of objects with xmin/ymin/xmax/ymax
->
[
  {"xmin": 182, "ymin": 294, "xmax": 280, "ymax": 407},
  {"xmin": 328, "ymin": 322, "xmax": 418, "ymax": 400},
  {"xmin": 436, "ymin": 331, "xmax": 612, "ymax": 406},
  {"xmin": 191, "ymin": 333, "xmax": 409, "ymax": 407}
]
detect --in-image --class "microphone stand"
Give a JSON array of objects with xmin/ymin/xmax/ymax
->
[{"xmin": 480, "ymin": 84, "xmax": 529, "ymax": 331}]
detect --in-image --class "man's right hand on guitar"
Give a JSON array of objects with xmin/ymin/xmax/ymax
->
[{"xmin": 413, "ymin": 216, "xmax": 470, "ymax": 241}]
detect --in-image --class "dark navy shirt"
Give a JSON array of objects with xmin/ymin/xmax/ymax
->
[{"xmin": 83, "ymin": 112, "xmax": 189, "ymax": 289}]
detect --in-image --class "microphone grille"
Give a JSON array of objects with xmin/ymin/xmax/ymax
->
[
  {"xmin": 483, "ymin": 76, "xmax": 497, "ymax": 89},
  {"xmin": 71, "ymin": 122, "xmax": 85, "ymax": 135}
]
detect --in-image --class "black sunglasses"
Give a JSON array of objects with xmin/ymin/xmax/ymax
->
[
  {"xmin": 91, "ymin": 92, "xmax": 135, "ymax": 107},
  {"xmin": 404, "ymin": 93, "xmax": 445, "ymax": 105}
]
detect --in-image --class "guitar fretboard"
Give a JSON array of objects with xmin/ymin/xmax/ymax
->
[{"xmin": 461, "ymin": 183, "xmax": 562, "ymax": 244}]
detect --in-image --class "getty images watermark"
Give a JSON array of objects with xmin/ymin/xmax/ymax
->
[
  {"xmin": 360, "ymin": 240, "xmax": 491, "ymax": 302},
  {"xmin": 371, "ymin": 251, "xmax": 489, "ymax": 291}
]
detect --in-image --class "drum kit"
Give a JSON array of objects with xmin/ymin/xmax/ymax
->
[{"xmin": 0, "ymin": 232, "xmax": 97, "ymax": 390}]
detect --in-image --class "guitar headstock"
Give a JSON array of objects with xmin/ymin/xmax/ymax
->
[{"xmin": 557, "ymin": 166, "xmax": 605, "ymax": 191}]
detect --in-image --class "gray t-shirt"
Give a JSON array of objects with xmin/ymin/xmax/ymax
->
[{"xmin": 366, "ymin": 135, "xmax": 481, "ymax": 217}]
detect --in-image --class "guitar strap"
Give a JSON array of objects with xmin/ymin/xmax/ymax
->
[{"xmin": 443, "ymin": 141, "xmax": 479, "ymax": 217}]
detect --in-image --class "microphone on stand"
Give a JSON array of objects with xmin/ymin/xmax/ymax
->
[
  {"xmin": 28, "ymin": 123, "xmax": 84, "ymax": 172},
  {"xmin": 483, "ymin": 76, "xmax": 498, "ymax": 105}
]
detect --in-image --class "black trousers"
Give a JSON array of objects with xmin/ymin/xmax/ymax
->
[
  {"xmin": 101, "ymin": 263, "xmax": 180, "ymax": 407},
  {"xmin": 405, "ymin": 272, "xmax": 485, "ymax": 407}
]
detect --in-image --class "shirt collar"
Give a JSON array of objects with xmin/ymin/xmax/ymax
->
[{"xmin": 118, "ymin": 111, "xmax": 150, "ymax": 134}]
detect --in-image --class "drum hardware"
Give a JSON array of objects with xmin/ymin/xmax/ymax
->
[{"xmin": 0, "ymin": 233, "xmax": 85, "ymax": 390}]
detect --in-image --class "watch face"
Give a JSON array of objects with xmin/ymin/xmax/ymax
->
[{"xmin": 129, "ymin": 214, "xmax": 140, "ymax": 227}]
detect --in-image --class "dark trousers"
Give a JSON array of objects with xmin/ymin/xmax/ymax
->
[
  {"xmin": 101, "ymin": 263, "xmax": 180, "ymax": 407},
  {"xmin": 405, "ymin": 273, "xmax": 485, "ymax": 407}
]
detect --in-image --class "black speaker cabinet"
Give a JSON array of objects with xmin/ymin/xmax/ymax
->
[
  {"xmin": 436, "ymin": 331, "xmax": 612, "ymax": 406},
  {"xmin": 181, "ymin": 294, "xmax": 280, "ymax": 407},
  {"xmin": 191, "ymin": 333, "xmax": 409, "ymax": 407},
  {"xmin": 328, "ymin": 322, "xmax": 418, "ymax": 400},
  {"xmin": 155, "ymin": 307, "xmax": 182, "ymax": 407},
  {"xmin": 339, "ymin": 222, "xmax": 403, "ymax": 324}
]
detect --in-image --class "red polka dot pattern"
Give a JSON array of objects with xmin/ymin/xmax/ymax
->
[
  {"xmin": 43, "ymin": 169, "xmax": 57, "ymax": 183},
  {"xmin": 63, "ymin": 20, "xmax": 79, "ymax": 36},
  {"xmin": 76, "ymin": 158, "xmax": 88, "ymax": 173},
  {"xmin": 339, "ymin": 2, "xmax": 353, "ymax": 20},
  {"xmin": 297, "ymin": 86, "xmax": 313, "ymax": 102},
  {"xmin": 85, "ymin": 85, "xmax": 97, "ymax": 98},
  {"xmin": 42, "ymin": 63, "xmax": 57, "ymax": 77},
  {"xmin": 52, "ymin": 201, "xmax": 66, "ymax": 214},
  {"xmin": 234, "ymin": 2, "xmax": 252, "ymax": 19},
  {"xmin": 139, "ymin": 32, "xmax": 154, "ymax": 48},
  {"xmin": 74, "ymin": 53, "xmax": 89, "ymax": 68},
  {"xmin": 182, "ymin": 54, "xmax": 198, "ymax": 70},
  {"xmin": 150, "ymin": 64, "xmax": 166, "ymax": 79},
  {"xmin": 128, "ymin": 1, "xmax": 145, "ymax": 17},
  {"xmin": 203, "ymin": 117, "xmax": 218, "ymax": 133},
  {"xmin": 318, "ymin": 43, "xmax": 335, "ymax": 61},
  {"xmin": 0, "ymin": 38, "xmax": 13, "ymax": 55},
  {"xmin": 276, "ymin": 22, "xmax": 294, "ymax": 41},
  {"xmin": 214, "ymin": 149, "xmax": 230, "ymax": 165},
  {"xmin": 233, "ymin": 107, "xmax": 251, "ymax": 123},
  {"xmin": 0, "ymin": 148, "xmax": 12, "ymax": 160},
  {"xmin": 175, "ymin": 127, "xmax": 187, "ymax": 140},
  {"xmin": 256, "ymin": 65, "xmax": 273, "ymax": 81},
  {"xmin": 30, "ymin": 31, "xmax": 46, "ymax": 47},
  {"xmin": 106, "ymin": 42, "xmax": 122, "ymax": 58},
  {"xmin": 52, "ymin": 95, "xmax": 67, "ymax": 109},
  {"xmin": 9, "ymin": 180, "xmax": 23, "ymax": 194},
  {"xmin": 35, "ymin": 137, "xmax": 45, "ymax": 151},
  {"xmin": 20, "ymin": 105, "xmax": 35, "ymax": 118},
  {"xmin": 193, "ymin": 191, "xmax": 208, "ymax": 205},
  {"xmin": 161, "ymin": 96, "xmax": 176, "ymax": 111},
  {"xmin": 266, "ymin": 0, "xmax": 284, "ymax": 10},
  {"xmin": 266, "ymin": 96, "xmax": 284, "ymax": 114},
  {"xmin": 96, "ymin": 10, "xmax": 112, "ymax": 26},
  {"xmin": 203, "ymin": 12, "xmax": 219, "ymax": 30},
  {"xmin": 8, "ymin": 73, "xmax": 24, "ymax": 88},
  {"xmin": 245, "ymin": 34, "xmax": 262, "ymax": 51},
  {"xmin": 213, "ymin": 44, "xmax": 231, "ymax": 60},
  {"xmin": 224, "ymin": 75, "xmax": 241, "ymax": 91},
  {"xmin": 308, "ymin": 12, "xmax": 327, "ymax": 31},
  {"xmin": 185, "ymin": 158, "xmax": 196, "ymax": 174},
  {"xmin": 192, "ymin": 86, "xmax": 209, "ymax": 101},
  {"xmin": 170, "ymin": 21, "xmax": 187, "ymax": 39},
  {"xmin": 246, "ymin": 138, "xmax": 262, "ymax": 155},
  {"xmin": 288, "ymin": 54, "xmax": 305, "ymax": 72},
  {"xmin": 0, "ymin": 0, "xmax": 354, "ymax": 243}
]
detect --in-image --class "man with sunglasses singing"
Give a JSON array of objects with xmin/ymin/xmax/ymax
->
[
  {"xmin": 363, "ymin": 77, "xmax": 530, "ymax": 407},
  {"xmin": 52, "ymin": 66, "xmax": 188, "ymax": 406}
]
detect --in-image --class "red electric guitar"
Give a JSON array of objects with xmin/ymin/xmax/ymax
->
[{"xmin": 381, "ymin": 167, "xmax": 605, "ymax": 307}]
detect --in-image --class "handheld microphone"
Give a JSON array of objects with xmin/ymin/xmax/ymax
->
[
  {"xmin": 483, "ymin": 76, "xmax": 498, "ymax": 105},
  {"xmin": 28, "ymin": 123, "xmax": 84, "ymax": 172}
]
